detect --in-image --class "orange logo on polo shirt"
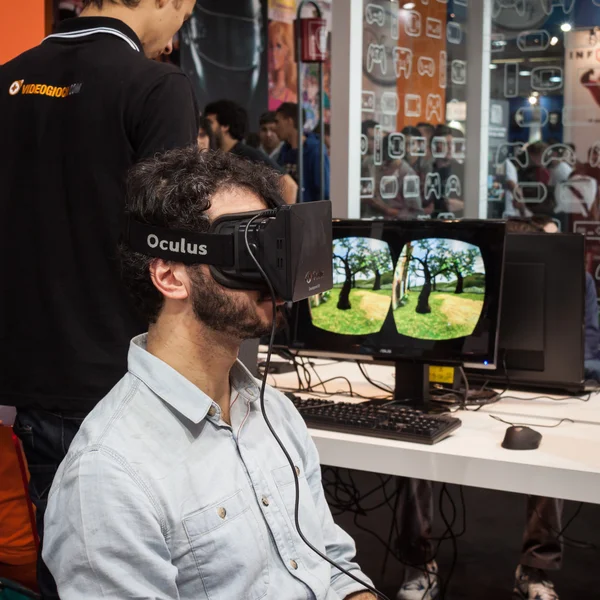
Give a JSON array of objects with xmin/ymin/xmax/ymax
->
[
  {"xmin": 9, "ymin": 80, "xmax": 24, "ymax": 95},
  {"xmin": 9, "ymin": 80, "xmax": 83, "ymax": 99}
]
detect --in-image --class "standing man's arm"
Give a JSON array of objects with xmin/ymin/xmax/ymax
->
[
  {"xmin": 43, "ymin": 450, "xmax": 179, "ymax": 600},
  {"xmin": 281, "ymin": 173, "xmax": 299, "ymax": 204},
  {"xmin": 132, "ymin": 72, "xmax": 199, "ymax": 161}
]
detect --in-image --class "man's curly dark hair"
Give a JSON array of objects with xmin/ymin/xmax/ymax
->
[{"xmin": 120, "ymin": 147, "xmax": 282, "ymax": 324}]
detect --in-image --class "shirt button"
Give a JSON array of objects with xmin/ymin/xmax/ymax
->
[
  {"xmin": 261, "ymin": 496, "xmax": 270, "ymax": 507},
  {"xmin": 289, "ymin": 559, "xmax": 298, "ymax": 570},
  {"xmin": 217, "ymin": 507, "xmax": 226, "ymax": 519},
  {"xmin": 295, "ymin": 465, "xmax": 301, "ymax": 476},
  {"xmin": 207, "ymin": 406, "xmax": 217, "ymax": 417}
]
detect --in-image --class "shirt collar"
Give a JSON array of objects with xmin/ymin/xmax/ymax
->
[
  {"xmin": 127, "ymin": 334, "xmax": 261, "ymax": 424},
  {"xmin": 46, "ymin": 17, "xmax": 142, "ymax": 53}
]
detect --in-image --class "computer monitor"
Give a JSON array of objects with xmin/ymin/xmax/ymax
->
[
  {"xmin": 467, "ymin": 232, "xmax": 586, "ymax": 393},
  {"xmin": 288, "ymin": 219, "xmax": 507, "ymax": 409}
]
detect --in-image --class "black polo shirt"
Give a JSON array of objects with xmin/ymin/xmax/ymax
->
[{"xmin": 0, "ymin": 17, "xmax": 199, "ymax": 412}]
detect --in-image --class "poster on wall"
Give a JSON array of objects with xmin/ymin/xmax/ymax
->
[
  {"xmin": 180, "ymin": 0, "xmax": 269, "ymax": 134},
  {"xmin": 564, "ymin": 29, "xmax": 600, "ymax": 164},
  {"xmin": 268, "ymin": 0, "xmax": 331, "ymax": 129}
]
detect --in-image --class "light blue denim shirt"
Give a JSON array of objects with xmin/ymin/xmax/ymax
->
[{"xmin": 43, "ymin": 334, "xmax": 373, "ymax": 600}]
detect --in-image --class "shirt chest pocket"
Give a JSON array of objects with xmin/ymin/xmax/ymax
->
[
  {"xmin": 272, "ymin": 463, "xmax": 325, "ymax": 552},
  {"xmin": 183, "ymin": 489, "xmax": 269, "ymax": 600}
]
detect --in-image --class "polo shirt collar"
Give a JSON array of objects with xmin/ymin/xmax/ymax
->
[
  {"xmin": 127, "ymin": 334, "xmax": 261, "ymax": 424},
  {"xmin": 45, "ymin": 17, "xmax": 142, "ymax": 53}
]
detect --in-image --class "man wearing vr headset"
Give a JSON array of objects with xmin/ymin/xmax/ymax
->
[{"xmin": 43, "ymin": 148, "xmax": 375, "ymax": 600}]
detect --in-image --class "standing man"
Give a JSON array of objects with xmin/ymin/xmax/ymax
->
[
  {"xmin": 258, "ymin": 110, "xmax": 283, "ymax": 162},
  {"xmin": 0, "ymin": 0, "xmax": 199, "ymax": 596},
  {"xmin": 275, "ymin": 101, "xmax": 330, "ymax": 202},
  {"xmin": 204, "ymin": 99, "xmax": 298, "ymax": 204}
]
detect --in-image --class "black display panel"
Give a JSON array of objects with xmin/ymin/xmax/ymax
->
[{"xmin": 290, "ymin": 219, "xmax": 506, "ymax": 368}]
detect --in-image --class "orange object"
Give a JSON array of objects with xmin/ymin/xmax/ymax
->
[
  {"xmin": 0, "ymin": 426, "xmax": 38, "ymax": 567},
  {"xmin": 0, "ymin": 0, "xmax": 46, "ymax": 65}
]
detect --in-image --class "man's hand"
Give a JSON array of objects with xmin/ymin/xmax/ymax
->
[{"xmin": 344, "ymin": 592, "xmax": 377, "ymax": 600}]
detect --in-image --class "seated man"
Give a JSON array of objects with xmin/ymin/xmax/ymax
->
[{"xmin": 43, "ymin": 148, "xmax": 374, "ymax": 600}]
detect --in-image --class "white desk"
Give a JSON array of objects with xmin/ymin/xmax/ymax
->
[{"xmin": 268, "ymin": 359, "xmax": 600, "ymax": 505}]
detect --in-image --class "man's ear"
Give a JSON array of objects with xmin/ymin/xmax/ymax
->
[{"xmin": 149, "ymin": 260, "xmax": 191, "ymax": 302}]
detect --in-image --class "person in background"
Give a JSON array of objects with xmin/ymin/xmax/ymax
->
[
  {"xmin": 402, "ymin": 126, "xmax": 433, "ymax": 214},
  {"xmin": 275, "ymin": 102, "xmax": 330, "ymax": 202},
  {"xmin": 245, "ymin": 132, "xmax": 261, "ymax": 149},
  {"xmin": 417, "ymin": 122, "xmax": 435, "ymax": 161},
  {"xmin": 204, "ymin": 99, "xmax": 297, "ymax": 204},
  {"xmin": 197, "ymin": 116, "xmax": 217, "ymax": 151},
  {"xmin": 0, "ymin": 0, "xmax": 199, "ymax": 596},
  {"xmin": 43, "ymin": 148, "xmax": 376, "ymax": 600},
  {"xmin": 258, "ymin": 111, "xmax": 283, "ymax": 161},
  {"xmin": 363, "ymin": 135, "xmax": 418, "ymax": 219},
  {"xmin": 547, "ymin": 139, "xmax": 574, "ymax": 188},
  {"xmin": 432, "ymin": 125, "xmax": 464, "ymax": 216},
  {"xmin": 314, "ymin": 122, "xmax": 331, "ymax": 153},
  {"xmin": 516, "ymin": 142, "xmax": 554, "ymax": 218}
]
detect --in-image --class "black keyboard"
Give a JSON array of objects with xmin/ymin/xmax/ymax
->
[{"xmin": 289, "ymin": 397, "xmax": 462, "ymax": 445}]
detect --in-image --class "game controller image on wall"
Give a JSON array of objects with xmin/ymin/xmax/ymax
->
[
  {"xmin": 394, "ymin": 47, "xmax": 413, "ymax": 79},
  {"xmin": 403, "ymin": 175, "xmax": 421, "ymax": 199},
  {"xmin": 405, "ymin": 94, "xmax": 422, "ymax": 118},
  {"xmin": 362, "ymin": 90, "xmax": 375, "ymax": 112},
  {"xmin": 409, "ymin": 136, "xmax": 428, "ymax": 157},
  {"xmin": 361, "ymin": 134, "xmax": 368, "ymax": 156},
  {"xmin": 542, "ymin": 144, "xmax": 576, "ymax": 167},
  {"xmin": 492, "ymin": 0, "xmax": 526, "ymax": 18},
  {"xmin": 388, "ymin": 133, "xmax": 406, "ymax": 159},
  {"xmin": 555, "ymin": 178, "xmax": 597, "ymax": 215},
  {"xmin": 405, "ymin": 10, "xmax": 422, "ymax": 37},
  {"xmin": 380, "ymin": 175, "xmax": 400, "ymax": 200},
  {"xmin": 381, "ymin": 91, "xmax": 399, "ymax": 116},
  {"xmin": 431, "ymin": 136, "xmax": 449, "ymax": 159},
  {"xmin": 365, "ymin": 3, "xmax": 386, "ymax": 27},
  {"xmin": 541, "ymin": 0, "xmax": 575, "ymax": 16},
  {"xmin": 531, "ymin": 66, "xmax": 563, "ymax": 92},
  {"xmin": 491, "ymin": 33, "xmax": 506, "ymax": 53},
  {"xmin": 495, "ymin": 142, "xmax": 529, "ymax": 168},
  {"xmin": 517, "ymin": 30, "xmax": 551, "ymax": 52},
  {"xmin": 515, "ymin": 106, "xmax": 549, "ymax": 128},
  {"xmin": 374, "ymin": 125, "xmax": 383, "ymax": 166},
  {"xmin": 589, "ymin": 142, "xmax": 600, "ymax": 168},
  {"xmin": 367, "ymin": 44, "xmax": 387, "ymax": 75},
  {"xmin": 504, "ymin": 62, "xmax": 519, "ymax": 98},
  {"xmin": 447, "ymin": 22, "xmax": 462, "ymax": 45},
  {"xmin": 426, "ymin": 17, "xmax": 443, "ymax": 39},
  {"xmin": 445, "ymin": 175, "xmax": 462, "ymax": 197},
  {"xmin": 451, "ymin": 60, "xmax": 467, "ymax": 85},
  {"xmin": 452, "ymin": 138, "xmax": 466, "ymax": 160},
  {"xmin": 391, "ymin": 10, "xmax": 399, "ymax": 40},
  {"xmin": 417, "ymin": 57, "xmax": 435, "ymax": 77},
  {"xmin": 520, "ymin": 182, "xmax": 548, "ymax": 204},
  {"xmin": 440, "ymin": 51, "xmax": 447, "ymax": 89},
  {"xmin": 426, "ymin": 94, "xmax": 443, "ymax": 121},
  {"xmin": 361, "ymin": 178, "xmax": 375, "ymax": 198},
  {"xmin": 425, "ymin": 172, "xmax": 442, "ymax": 200}
]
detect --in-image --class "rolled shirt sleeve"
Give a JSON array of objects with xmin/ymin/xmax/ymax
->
[{"xmin": 43, "ymin": 448, "xmax": 179, "ymax": 600}]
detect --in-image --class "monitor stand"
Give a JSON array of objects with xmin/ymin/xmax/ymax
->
[{"xmin": 393, "ymin": 361, "xmax": 448, "ymax": 414}]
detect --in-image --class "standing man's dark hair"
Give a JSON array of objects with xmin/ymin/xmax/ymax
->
[
  {"xmin": 204, "ymin": 99, "xmax": 248, "ymax": 142},
  {"xmin": 205, "ymin": 99, "xmax": 298, "ymax": 204},
  {"xmin": 275, "ymin": 101, "xmax": 306, "ymax": 131},
  {"xmin": 0, "ymin": 0, "xmax": 198, "ymax": 596}
]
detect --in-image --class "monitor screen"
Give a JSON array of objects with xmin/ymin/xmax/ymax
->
[{"xmin": 290, "ymin": 220, "xmax": 506, "ymax": 368}]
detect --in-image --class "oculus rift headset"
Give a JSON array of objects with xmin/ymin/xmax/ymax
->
[{"xmin": 124, "ymin": 200, "xmax": 334, "ymax": 303}]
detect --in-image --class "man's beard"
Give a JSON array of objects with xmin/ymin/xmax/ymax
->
[{"xmin": 189, "ymin": 267, "xmax": 283, "ymax": 340}]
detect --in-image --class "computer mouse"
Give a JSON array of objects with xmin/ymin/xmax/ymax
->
[{"xmin": 502, "ymin": 425, "xmax": 542, "ymax": 450}]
